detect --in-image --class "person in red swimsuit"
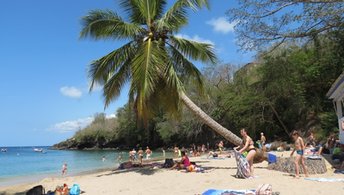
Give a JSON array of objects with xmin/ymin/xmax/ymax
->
[{"xmin": 171, "ymin": 151, "xmax": 191, "ymax": 170}]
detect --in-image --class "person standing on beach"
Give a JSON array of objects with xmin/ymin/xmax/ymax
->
[
  {"xmin": 218, "ymin": 141, "xmax": 224, "ymax": 154},
  {"xmin": 117, "ymin": 152, "xmax": 123, "ymax": 163},
  {"xmin": 174, "ymin": 146, "xmax": 179, "ymax": 158},
  {"xmin": 290, "ymin": 130, "xmax": 309, "ymax": 178},
  {"xmin": 61, "ymin": 163, "xmax": 67, "ymax": 176},
  {"xmin": 138, "ymin": 148, "xmax": 144, "ymax": 166},
  {"xmin": 260, "ymin": 132, "xmax": 266, "ymax": 151},
  {"xmin": 145, "ymin": 146, "xmax": 152, "ymax": 159},
  {"xmin": 237, "ymin": 128, "xmax": 257, "ymax": 176}
]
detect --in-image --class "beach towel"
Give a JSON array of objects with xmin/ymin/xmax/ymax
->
[
  {"xmin": 202, "ymin": 189, "xmax": 255, "ymax": 195},
  {"xmin": 255, "ymin": 184, "xmax": 272, "ymax": 195},
  {"xmin": 234, "ymin": 150, "xmax": 251, "ymax": 178},
  {"xmin": 306, "ymin": 155, "xmax": 322, "ymax": 160},
  {"xmin": 304, "ymin": 178, "xmax": 344, "ymax": 182}
]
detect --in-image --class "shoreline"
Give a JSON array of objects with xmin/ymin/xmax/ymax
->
[
  {"xmin": 0, "ymin": 154, "xmax": 169, "ymax": 188},
  {"xmin": 1, "ymin": 152, "xmax": 344, "ymax": 195}
]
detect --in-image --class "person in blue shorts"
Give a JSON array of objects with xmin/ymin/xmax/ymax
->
[{"xmin": 290, "ymin": 130, "xmax": 309, "ymax": 178}]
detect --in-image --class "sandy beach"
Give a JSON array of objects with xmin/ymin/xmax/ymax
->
[{"xmin": 1, "ymin": 152, "xmax": 343, "ymax": 195}]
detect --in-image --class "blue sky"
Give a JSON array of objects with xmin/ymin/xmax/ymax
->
[{"xmin": 0, "ymin": 0, "xmax": 254, "ymax": 147}]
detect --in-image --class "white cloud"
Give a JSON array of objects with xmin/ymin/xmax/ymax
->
[
  {"xmin": 106, "ymin": 113, "xmax": 116, "ymax": 119},
  {"xmin": 60, "ymin": 86, "xmax": 82, "ymax": 98},
  {"xmin": 49, "ymin": 114, "xmax": 116, "ymax": 133},
  {"xmin": 206, "ymin": 17, "xmax": 237, "ymax": 34},
  {"xmin": 174, "ymin": 34, "xmax": 214, "ymax": 45},
  {"xmin": 50, "ymin": 117, "xmax": 94, "ymax": 133}
]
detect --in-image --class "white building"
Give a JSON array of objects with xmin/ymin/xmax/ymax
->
[{"xmin": 327, "ymin": 72, "xmax": 344, "ymax": 144}]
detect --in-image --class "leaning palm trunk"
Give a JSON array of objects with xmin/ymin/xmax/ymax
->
[{"xmin": 180, "ymin": 92, "xmax": 242, "ymax": 145}]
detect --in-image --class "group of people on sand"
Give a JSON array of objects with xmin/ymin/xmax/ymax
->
[
  {"xmin": 234, "ymin": 128, "xmax": 311, "ymax": 178},
  {"xmin": 173, "ymin": 144, "xmax": 208, "ymax": 158},
  {"xmin": 129, "ymin": 146, "xmax": 152, "ymax": 166}
]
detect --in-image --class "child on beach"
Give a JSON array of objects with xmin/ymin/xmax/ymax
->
[
  {"xmin": 290, "ymin": 130, "xmax": 309, "ymax": 178},
  {"xmin": 61, "ymin": 163, "xmax": 67, "ymax": 176}
]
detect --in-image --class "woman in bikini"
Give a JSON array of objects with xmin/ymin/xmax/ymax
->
[
  {"xmin": 237, "ymin": 128, "xmax": 257, "ymax": 176},
  {"xmin": 290, "ymin": 130, "xmax": 309, "ymax": 178}
]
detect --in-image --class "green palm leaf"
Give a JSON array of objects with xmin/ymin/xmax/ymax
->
[
  {"xmin": 169, "ymin": 36, "xmax": 217, "ymax": 64},
  {"xmin": 156, "ymin": 0, "xmax": 210, "ymax": 32},
  {"xmin": 130, "ymin": 39, "xmax": 166, "ymax": 120},
  {"xmin": 168, "ymin": 45, "xmax": 204, "ymax": 93},
  {"xmin": 88, "ymin": 41, "xmax": 137, "ymax": 90},
  {"xmin": 103, "ymin": 61, "xmax": 131, "ymax": 108},
  {"xmin": 80, "ymin": 10, "xmax": 144, "ymax": 40},
  {"xmin": 119, "ymin": 0, "xmax": 146, "ymax": 24}
]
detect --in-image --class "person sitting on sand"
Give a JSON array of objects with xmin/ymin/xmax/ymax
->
[
  {"xmin": 236, "ymin": 128, "xmax": 257, "ymax": 176},
  {"xmin": 207, "ymin": 150, "xmax": 219, "ymax": 158},
  {"xmin": 171, "ymin": 151, "xmax": 191, "ymax": 170},
  {"xmin": 62, "ymin": 183, "xmax": 69, "ymax": 195},
  {"xmin": 306, "ymin": 131, "xmax": 316, "ymax": 147},
  {"xmin": 55, "ymin": 185, "xmax": 63, "ymax": 195},
  {"xmin": 290, "ymin": 130, "xmax": 309, "ymax": 178}
]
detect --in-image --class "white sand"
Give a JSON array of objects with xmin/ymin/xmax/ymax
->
[{"xmin": 1, "ymin": 152, "xmax": 343, "ymax": 195}]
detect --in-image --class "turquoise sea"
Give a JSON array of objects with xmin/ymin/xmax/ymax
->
[{"xmin": 0, "ymin": 146, "xmax": 167, "ymax": 186}]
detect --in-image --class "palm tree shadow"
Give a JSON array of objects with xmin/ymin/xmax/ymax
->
[{"xmin": 96, "ymin": 166, "xmax": 162, "ymax": 177}]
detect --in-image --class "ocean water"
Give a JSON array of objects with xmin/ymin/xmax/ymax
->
[{"xmin": 0, "ymin": 146, "xmax": 167, "ymax": 186}]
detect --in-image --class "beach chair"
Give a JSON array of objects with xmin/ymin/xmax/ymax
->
[
  {"xmin": 26, "ymin": 185, "xmax": 45, "ymax": 195},
  {"xmin": 233, "ymin": 149, "xmax": 251, "ymax": 179}
]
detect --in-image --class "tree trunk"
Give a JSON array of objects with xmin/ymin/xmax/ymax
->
[
  {"xmin": 267, "ymin": 101, "xmax": 290, "ymax": 136},
  {"xmin": 180, "ymin": 92, "xmax": 242, "ymax": 146}
]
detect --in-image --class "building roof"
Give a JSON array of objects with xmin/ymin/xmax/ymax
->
[{"xmin": 327, "ymin": 71, "xmax": 344, "ymax": 101}]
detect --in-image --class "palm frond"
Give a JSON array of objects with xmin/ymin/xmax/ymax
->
[
  {"xmin": 80, "ymin": 10, "xmax": 144, "ymax": 40},
  {"xmin": 88, "ymin": 41, "xmax": 137, "ymax": 91},
  {"xmin": 168, "ymin": 45, "xmax": 204, "ymax": 93},
  {"xmin": 137, "ymin": 0, "xmax": 167, "ymax": 28},
  {"xmin": 119, "ymin": 0, "xmax": 146, "ymax": 24},
  {"xmin": 103, "ymin": 61, "xmax": 131, "ymax": 108},
  {"xmin": 169, "ymin": 36, "xmax": 217, "ymax": 64},
  {"xmin": 130, "ymin": 39, "xmax": 166, "ymax": 120},
  {"xmin": 156, "ymin": 0, "xmax": 210, "ymax": 31}
]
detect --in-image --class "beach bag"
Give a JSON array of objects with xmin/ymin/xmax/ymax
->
[
  {"xmin": 163, "ymin": 158, "xmax": 174, "ymax": 168},
  {"xmin": 26, "ymin": 185, "xmax": 45, "ymax": 195},
  {"xmin": 255, "ymin": 184, "xmax": 272, "ymax": 195},
  {"xmin": 234, "ymin": 150, "xmax": 251, "ymax": 178},
  {"xmin": 70, "ymin": 184, "xmax": 81, "ymax": 195}
]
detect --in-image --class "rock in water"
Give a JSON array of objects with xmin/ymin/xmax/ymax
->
[{"xmin": 268, "ymin": 157, "xmax": 327, "ymax": 174}]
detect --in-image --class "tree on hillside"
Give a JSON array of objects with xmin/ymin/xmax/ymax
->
[
  {"xmin": 80, "ymin": 0, "xmax": 242, "ymax": 145},
  {"xmin": 227, "ymin": 0, "xmax": 344, "ymax": 51}
]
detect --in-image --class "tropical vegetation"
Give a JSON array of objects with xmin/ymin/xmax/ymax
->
[{"xmin": 54, "ymin": 0, "xmax": 344, "ymax": 150}]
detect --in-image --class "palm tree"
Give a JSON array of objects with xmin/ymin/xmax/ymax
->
[{"xmin": 80, "ymin": 0, "xmax": 242, "ymax": 145}]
